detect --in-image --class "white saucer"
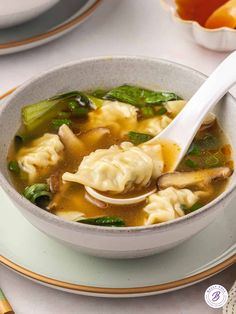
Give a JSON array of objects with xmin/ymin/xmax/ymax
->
[
  {"xmin": 0, "ymin": 186, "xmax": 235, "ymax": 297},
  {"xmin": 0, "ymin": 0, "xmax": 101, "ymax": 55}
]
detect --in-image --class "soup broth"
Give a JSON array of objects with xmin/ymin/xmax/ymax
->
[{"xmin": 7, "ymin": 85, "xmax": 233, "ymax": 227}]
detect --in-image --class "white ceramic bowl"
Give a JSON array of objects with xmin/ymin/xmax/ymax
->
[
  {"xmin": 160, "ymin": 0, "xmax": 236, "ymax": 52},
  {"xmin": 0, "ymin": 56, "xmax": 236, "ymax": 259},
  {"xmin": 0, "ymin": 0, "xmax": 60, "ymax": 29}
]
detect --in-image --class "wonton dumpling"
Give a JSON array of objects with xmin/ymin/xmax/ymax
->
[
  {"xmin": 140, "ymin": 141, "xmax": 164, "ymax": 178},
  {"xmin": 144, "ymin": 187, "xmax": 198, "ymax": 225},
  {"xmin": 17, "ymin": 134, "xmax": 64, "ymax": 182},
  {"xmin": 165, "ymin": 100, "xmax": 187, "ymax": 117},
  {"xmin": 137, "ymin": 115, "xmax": 172, "ymax": 136},
  {"xmin": 62, "ymin": 142, "xmax": 164, "ymax": 193},
  {"xmin": 87, "ymin": 100, "xmax": 138, "ymax": 136}
]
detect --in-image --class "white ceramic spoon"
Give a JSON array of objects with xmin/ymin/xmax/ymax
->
[{"xmin": 85, "ymin": 51, "xmax": 236, "ymax": 205}]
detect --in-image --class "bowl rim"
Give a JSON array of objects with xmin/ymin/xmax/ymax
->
[
  {"xmin": 0, "ymin": 55, "xmax": 236, "ymax": 234},
  {"xmin": 160, "ymin": 0, "xmax": 236, "ymax": 33}
]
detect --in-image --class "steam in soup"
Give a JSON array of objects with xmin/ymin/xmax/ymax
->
[{"xmin": 7, "ymin": 85, "xmax": 233, "ymax": 227}]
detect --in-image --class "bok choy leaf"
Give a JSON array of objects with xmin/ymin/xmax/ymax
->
[
  {"xmin": 77, "ymin": 216, "xmax": 125, "ymax": 227},
  {"xmin": 103, "ymin": 85, "xmax": 181, "ymax": 107},
  {"xmin": 22, "ymin": 91, "xmax": 103, "ymax": 131}
]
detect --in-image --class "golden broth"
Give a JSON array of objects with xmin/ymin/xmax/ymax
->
[{"xmin": 7, "ymin": 89, "xmax": 233, "ymax": 227}]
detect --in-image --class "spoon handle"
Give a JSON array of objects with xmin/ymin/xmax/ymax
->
[{"xmin": 157, "ymin": 51, "xmax": 236, "ymax": 163}]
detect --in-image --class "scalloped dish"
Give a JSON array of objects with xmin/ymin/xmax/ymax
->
[{"xmin": 160, "ymin": 0, "xmax": 236, "ymax": 51}]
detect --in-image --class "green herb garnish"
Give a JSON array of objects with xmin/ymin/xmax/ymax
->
[
  {"xmin": 68, "ymin": 100, "xmax": 89, "ymax": 117},
  {"xmin": 187, "ymin": 143, "xmax": 201, "ymax": 156},
  {"xmin": 52, "ymin": 118, "xmax": 72, "ymax": 129},
  {"xmin": 181, "ymin": 203, "xmax": 203, "ymax": 214},
  {"xmin": 104, "ymin": 85, "xmax": 181, "ymax": 107},
  {"xmin": 140, "ymin": 106, "xmax": 155, "ymax": 118},
  {"xmin": 23, "ymin": 183, "xmax": 52, "ymax": 207},
  {"xmin": 57, "ymin": 111, "xmax": 71, "ymax": 118},
  {"xmin": 91, "ymin": 89, "xmax": 107, "ymax": 98},
  {"xmin": 184, "ymin": 159, "xmax": 198, "ymax": 168},
  {"xmin": 156, "ymin": 107, "xmax": 168, "ymax": 115},
  {"xmin": 78, "ymin": 216, "xmax": 125, "ymax": 227},
  {"xmin": 8, "ymin": 160, "xmax": 20, "ymax": 173},
  {"xmin": 204, "ymin": 151, "xmax": 226, "ymax": 168},
  {"xmin": 128, "ymin": 131, "xmax": 154, "ymax": 145}
]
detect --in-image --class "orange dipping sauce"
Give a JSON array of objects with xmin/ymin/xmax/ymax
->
[{"xmin": 175, "ymin": 0, "xmax": 230, "ymax": 27}]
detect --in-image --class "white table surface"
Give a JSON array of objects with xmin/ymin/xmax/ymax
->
[{"xmin": 0, "ymin": 0, "xmax": 235, "ymax": 313}]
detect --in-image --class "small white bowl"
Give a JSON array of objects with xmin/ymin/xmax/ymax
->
[
  {"xmin": 160, "ymin": 0, "xmax": 236, "ymax": 52},
  {"xmin": 0, "ymin": 0, "xmax": 60, "ymax": 29}
]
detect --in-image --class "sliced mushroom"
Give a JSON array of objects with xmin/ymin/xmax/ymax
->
[
  {"xmin": 47, "ymin": 181, "xmax": 71, "ymax": 211},
  {"xmin": 79, "ymin": 127, "xmax": 110, "ymax": 149},
  {"xmin": 46, "ymin": 171, "xmax": 62, "ymax": 193},
  {"xmin": 157, "ymin": 167, "xmax": 233, "ymax": 190},
  {"xmin": 58, "ymin": 124, "xmax": 85, "ymax": 157},
  {"xmin": 200, "ymin": 112, "xmax": 216, "ymax": 131}
]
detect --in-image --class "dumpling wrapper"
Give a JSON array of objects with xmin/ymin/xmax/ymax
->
[
  {"xmin": 137, "ymin": 115, "xmax": 172, "ymax": 136},
  {"xmin": 17, "ymin": 133, "xmax": 64, "ymax": 182},
  {"xmin": 143, "ymin": 187, "xmax": 198, "ymax": 225},
  {"xmin": 86, "ymin": 100, "xmax": 138, "ymax": 136},
  {"xmin": 165, "ymin": 100, "xmax": 187, "ymax": 117},
  {"xmin": 62, "ymin": 142, "xmax": 164, "ymax": 193}
]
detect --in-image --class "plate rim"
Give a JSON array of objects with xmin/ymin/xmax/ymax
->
[
  {"xmin": 0, "ymin": 255, "xmax": 235, "ymax": 295},
  {"xmin": 0, "ymin": 0, "xmax": 102, "ymax": 49},
  {"xmin": 0, "ymin": 88, "xmax": 235, "ymax": 296}
]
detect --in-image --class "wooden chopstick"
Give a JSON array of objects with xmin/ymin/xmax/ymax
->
[{"xmin": 0, "ymin": 289, "xmax": 14, "ymax": 314}]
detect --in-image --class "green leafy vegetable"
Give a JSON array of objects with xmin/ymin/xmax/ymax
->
[
  {"xmin": 75, "ymin": 92, "xmax": 91, "ymax": 108},
  {"xmin": 22, "ymin": 91, "xmax": 80, "ymax": 131},
  {"xmin": 184, "ymin": 159, "xmax": 198, "ymax": 168},
  {"xmin": 52, "ymin": 118, "xmax": 72, "ymax": 129},
  {"xmin": 78, "ymin": 216, "xmax": 125, "ymax": 227},
  {"xmin": 103, "ymin": 85, "xmax": 181, "ymax": 107},
  {"xmin": 87, "ymin": 95, "xmax": 104, "ymax": 108},
  {"xmin": 8, "ymin": 160, "xmax": 20, "ymax": 173},
  {"xmin": 68, "ymin": 100, "xmax": 89, "ymax": 117},
  {"xmin": 22, "ymin": 91, "xmax": 101, "ymax": 132},
  {"xmin": 49, "ymin": 91, "xmax": 81, "ymax": 101},
  {"xmin": 181, "ymin": 203, "xmax": 203, "ymax": 214},
  {"xmin": 128, "ymin": 131, "xmax": 154, "ymax": 145},
  {"xmin": 73, "ymin": 107, "xmax": 89, "ymax": 117},
  {"xmin": 187, "ymin": 143, "xmax": 201, "ymax": 156},
  {"xmin": 90, "ymin": 89, "xmax": 107, "ymax": 98},
  {"xmin": 156, "ymin": 107, "xmax": 168, "ymax": 115},
  {"xmin": 14, "ymin": 134, "xmax": 33, "ymax": 144},
  {"xmin": 23, "ymin": 183, "xmax": 52, "ymax": 207},
  {"xmin": 57, "ymin": 111, "xmax": 71, "ymax": 118},
  {"xmin": 140, "ymin": 106, "xmax": 155, "ymax": 118}
]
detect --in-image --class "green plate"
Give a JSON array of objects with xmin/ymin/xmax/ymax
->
[{"xmin": 0, "ymin": 187, "xmax": 235, "ymax": 297}]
